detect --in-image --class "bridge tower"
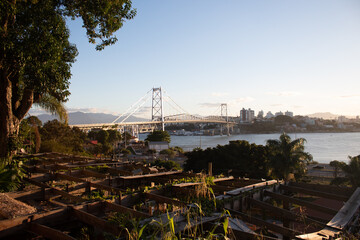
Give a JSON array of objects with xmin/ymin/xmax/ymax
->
[
  {"xmin": 220, "ymin": 103, "xmax": 230, "ymax": 136},
  {"xmin": 151, "ymin": 87, "xmax": 165, "ymax": 131}
]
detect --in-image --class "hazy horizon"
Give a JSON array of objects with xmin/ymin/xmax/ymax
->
[{"xmin": 31, "ymin": 1, "xmax": 360, "ymax": 118}]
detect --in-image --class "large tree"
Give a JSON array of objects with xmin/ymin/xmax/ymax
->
[
  {"xmin": 0, "ymin": 1, "xmax": 136, "ymax": 158},
  {"xmin": 342, "ymin": 155, "xmax": 360, "ymax": 187},
  {"xmin": 267, "ymin": 133, "xmax": 313, "ymax": 180},
  {"xmin": 145, "ymin": 130, "xmax": 171, "ymax": 143}
]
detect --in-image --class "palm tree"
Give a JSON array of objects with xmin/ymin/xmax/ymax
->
[
  {"xmin": 34, "ymin": 93, "xmax": 68, "ymax": 124},
  {"xmin": 342, "ymin": 155, "xmax": 360, "ymax": 187},
  {"xmin": 267, "ymin": 133, "xmax": 313, "ymax": 180}
]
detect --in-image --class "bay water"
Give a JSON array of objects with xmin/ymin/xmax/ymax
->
[{"xmin": 140, "ymin": 132, "xmax": 360, "ymax": 164}]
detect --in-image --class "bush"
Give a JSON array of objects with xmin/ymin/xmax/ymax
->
[
  {"xmin": 0, "ymin": 157, "xmax": 26, "ymax": 192},
  {"xmin": 159, "ymin": 149, "xmax": 176, "ymax": 158},
  {"xmin": 152, "ymin": 159, "xmax": 181, "ymax": 171}
]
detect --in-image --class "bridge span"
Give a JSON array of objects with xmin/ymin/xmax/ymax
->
[{"xmin": 69, "ymin": 88, "xmax": 236, "ymax": 136}]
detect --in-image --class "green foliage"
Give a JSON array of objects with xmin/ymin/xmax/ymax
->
[
  {"xmin": 145, "ymin": 130, "xmax": 171, "ymax": 143},
  {"xmin": 0, "ymin": 0, "xmax": 136, "ymax": 158},
  {"xmin": 185, "ymin": 140, "xmax": 271, "ymax": 178},
  {"xmin": 160, "ymin": 149, "xmax": 176, "ymax": 158},
  {"xmin": 274, "ymin": 115, "xmax": 295, "ymax": 125},
  {"xmin": 40, "ymin": 120, "xmax": 85, "ymax": 154},
  {"xmin": 342, "ymin": 155, "xmax": 360, "ymax": 187},
  {"xmin": 121, "ymin": 148, "xmax": 131, "ymax": 156},
  {"xmin": 170, "ymin": 146, "xmax": 184, "ymax": 154},
  {"xmin": 330, "ymin": 177, "xmax": 350, "ymax": 186},
  {"xmin": 0, "ymin": 157, "xmax": 26, "ymax": 192},
  {"xmin": 329, "ymin": 160, "xmax": 346, "ymax": 178},
  {"xmin": 267, "ymin": 133, "xmax": 313, "ymax": 180},
  {"xmin": 152, "ymin": 159, "xmax": 181, "ymax": 171}
]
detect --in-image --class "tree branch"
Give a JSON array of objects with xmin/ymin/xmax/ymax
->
[{"xmin": 14, "ymin": 87, "xmax": 33, "ymax": 120}]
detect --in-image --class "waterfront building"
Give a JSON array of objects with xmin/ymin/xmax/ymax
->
[
  {"xmin": 285, "ymin": 111, "xmax": 293, "ymax": 117},
  {"xmin": 275, "ymin": 111, "xmax": 284, "ymax": 117},
  {"xmin": 265, "ymin": 111, "xmax": 274, "ymax": 119},
  {"xmin": 240, "ymin": 108, "xmax": 255, "ymax": 123}
]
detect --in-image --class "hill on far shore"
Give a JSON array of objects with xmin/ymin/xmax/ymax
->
[{"xmin": 36, "ymin": 112, "xmax": 149, "ymax": 125}]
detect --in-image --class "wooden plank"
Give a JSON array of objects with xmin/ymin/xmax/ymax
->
[
  {"xmin": 145, "ymin": 192, "xmax": 186, "ymax": 206},
  {"xmin": 248, "ymin": 198, "xmax": 327, "ymax": 228},
  {"xmin": 56, "ymin": 173, "xmax": 122, "ymax": 194},
  {"xmin": 290, "ymin": 182, "xmax": 353, "ymax": 197},
  {"xmin": 28, "ymin": 222, "xmax": 76, "ymax": 240},
  {"xmin": 89, "ymin": 181, "xmax": 121, "ymax": 194},
  {"xmin": 103, "ymin": 201, "xmax": 151, "ymax": 219},
  {"xmin": 56, "ymin": 173, "xmax": 85, "ymax": 183},
  {"xmin": 230, "ymin": 227, "xmax": 278, "ymax": 240},
  {"xmin": 106, "ymin": 167, "xmax": 133, "ymax": 176},
  {"xmin": 50, "ymin": 187, "xmax": 84, "ymax": 203},
  {"xmin": 0, "ymin": 208, "xmax": 68, "ymax": 238},
  {"xmin": 24, "ymin": 177, "xmax": 50, "ymax": 188},
  {"xmin": 280, "ymin": 185, "xmax": 349, "ymax": 202},
  {"xmin": 213, "ymin": 176, "xmax": 235, "ymax": 183},
  {"xmin": 226, "ymin": 208, "xmax": 302, "ymax": 238},
  {"xmin": 118, "ymin": 170, "xmax": 183, "ymax": 180},
  {"xmin": 225, "ymin": 180, "xmax": 278, "ymax": 196},
  {"xmin": 327, "ymin": 187, "xmax": 360, "ymax": 230},
  {"xmin": 25, "ymin": 177, "xmax": 84, "ymax": 202},
  {"xmin": 71, "ymin": 207, "xmax": 121, "ymax": 236},
  {"xmin": 295, "ymin": 227, "xmax": 341, "ymax": 240},
  {"xmin": 81, "ymin": 169, "xmax": 108, "ymax": 179},
  {"xmin": 264, "ymin": 190, "xmax": 338, "ymax": 215}
]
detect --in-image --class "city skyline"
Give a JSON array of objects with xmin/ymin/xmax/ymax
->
[{"xmin": 31, "ymin": 1, "xmax": 360, "ymax": 118}]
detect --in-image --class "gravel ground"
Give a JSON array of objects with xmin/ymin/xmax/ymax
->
[{"xmin": 0, "ymin": 193, "xmax": 36, "ymax": 219}]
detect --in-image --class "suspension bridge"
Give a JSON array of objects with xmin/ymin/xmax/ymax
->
[{"xmin": 70, "ymin": 87, "xmax": 236, "ymax": 136}]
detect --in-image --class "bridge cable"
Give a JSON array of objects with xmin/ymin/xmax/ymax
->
[
  {"xmin": 119, "ymin": 94, "xmax": 151, "ymax": 123},
  {"xmin": 111, "ymin": 88, "xmax": 152, "ymax": 123}
]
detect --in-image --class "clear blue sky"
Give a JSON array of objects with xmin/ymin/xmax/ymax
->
[{"xmin": 41, "ymin": 0, "xmax": 360, "ymax": 118}]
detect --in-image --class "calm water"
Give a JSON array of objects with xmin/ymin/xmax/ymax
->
[{"xmin": 140, "ymin": 132, "xmax": 360, "ymax": 164}]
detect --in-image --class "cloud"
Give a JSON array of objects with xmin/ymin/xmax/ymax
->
[
  {"xmin": 132, "ymin": 106, "xmax": 151, "ymax": 117},
  {"xmin": 199, "ymin": 102, "xmax": 221, "ymax": 108},
  {"xmin": 270, "ymin": 104, "xmax": 283, "ymax": 107},
  {"xmin": 292, "ymin": 105, "xmax": 303, "ymax": 109},
  {"xmin": 29, "ymin": 107, "xmax": 120, "ymax": 116},
  {"xmin": 67, "ymin": 107, "xmax": 119, "ymax": 115},
  {"xmin": 211, "ymin": 92, "xmax": 229, "ymax": 97},
  {"xmin": 338, "ymin": 94, "xmax": 360, "ymax": 99},
  {"xmin": 232, "ymin": 97, "xmax": 255, "ymax": 104},
  {"xmin": 267, "ymin": 91, "xmax": 301, "ymax": 97}
]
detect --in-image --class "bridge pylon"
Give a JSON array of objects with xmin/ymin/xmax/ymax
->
[
  {"xmin": 220, "ymin": 103, "xmax": 230, "ymax": 136},
  {"xmin": 151, "ymin": 87, "xmax": 165, "ymax": 131}
]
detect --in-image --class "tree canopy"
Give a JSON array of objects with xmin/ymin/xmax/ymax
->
[
  {"xmin": 342, "ymin": 155, "xmax": 360, "ymax": 187},
  {"xmin": 266, "ymin": 133, "xmax": 313, "ymax": 179},
  {"xmin": 0, "ymin": 1, "xmax": 136, "ymax": 158},
  {"xmin": 145, "ymin": 130, "xmax": 171, "ymax": 143},
  {"xmin": 185, "ymin": 140, "xmax": 271, "ymax": 179}
]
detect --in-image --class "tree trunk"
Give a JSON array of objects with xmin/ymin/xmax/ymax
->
[
  {"xmin": 0, "ymin": 72, "xmax": 17, "ymax": 158},
  {"xmin": 0, "ymin": 69, "xmax": 33, "ymax": 158}
]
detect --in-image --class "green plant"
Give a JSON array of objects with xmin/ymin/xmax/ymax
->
[{"xmin": 0, "ymin": 157, "xmax": 26, "ymax": 192}]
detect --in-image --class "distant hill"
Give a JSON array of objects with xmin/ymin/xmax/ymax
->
[
  {"xmin": 306, "ymin": 112, "xmax": 339, "ymax": 119},
  {"xmin": 36, "ymin": 112, "xmax": 149, "ymax": 125}
]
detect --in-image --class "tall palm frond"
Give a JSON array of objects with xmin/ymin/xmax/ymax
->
[
  {"xmin": 267, "ymin": 133, "xmax": 312, "ymax": 179},
  {"xmin": 34, "ymin": 94, "xmax": 68, "ymax": 124}
]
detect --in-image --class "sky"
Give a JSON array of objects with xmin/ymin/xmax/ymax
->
[{"xmin": 32, "ymin": 1, "xmax": 360, "ymax": 118}]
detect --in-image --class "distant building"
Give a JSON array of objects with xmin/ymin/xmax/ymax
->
[
  {"xmin": 285, "ymin": 111, "xmax": 293, "ymax": 117},
  {"xmin": 240, "ymin": 108, "xmax": 255, "ymax": 123},
  {"xmin": 338, "ymin": 116, "xmax": 349, "ymax": 123},
  {"xmin": 305, "ymin": 118, "xmax": 316, "ymax": 125},
  {"xmin": 257, "ymin": 110, "xmax": 264, "ymax": 119},
  {"xmin": 275, "ymin": 111, "xmax": 284, "ymax": 117},
  {"xmin": 148, "ymin": 141, "xmax": 169, "ymax": 152},
  {"xmin": 265, "ymin": 111, "xmax": 274, "ymax": 119}
]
